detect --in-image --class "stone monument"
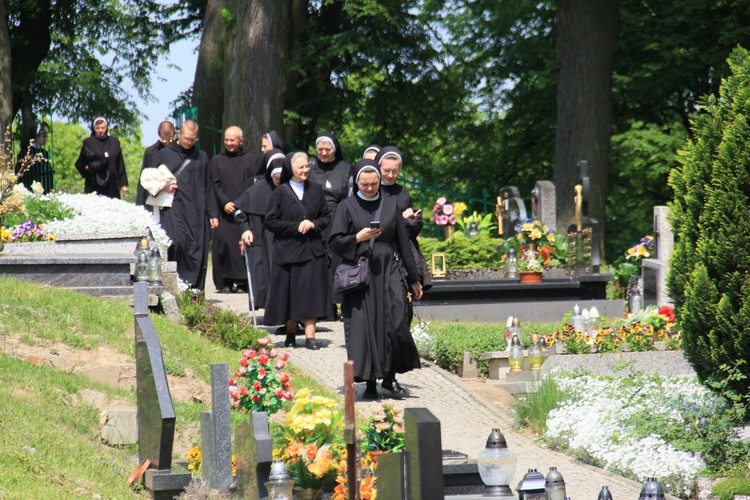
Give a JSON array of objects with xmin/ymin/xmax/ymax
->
[
  {"xmin": 642, "ymin": 206, "xmax": 673, "ymax": 306},
  {"xmin": 566, "ymin": 160, "xmax": 601, "ymax": 273},
  {"xmin": 531, "ymin": 180, "xmax": 556, "ymax": 231},
  {"xmin": 496, "ymin": 186, "xmax": 528, "ymax": 239},
  {"xmin": 200, "ymin": 363, "xmax": 234, "ymax": 492},
  {"xmin": 235, "ymin": 412, "xmax": 273, "ymax": 500},
  {"xmin": 134, "ymin": 281, "xmax": 191, "ymax": 498}
]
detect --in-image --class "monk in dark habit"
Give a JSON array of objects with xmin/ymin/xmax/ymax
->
[
  {"xmin": 209, "ymin": 125, "xmax": 260, "ymax": 293},
  {"xmin": 154, "ymin": 119, "xmax": 219, "ymax": 290},
  {"xmin": 136, "ymin": 121, "xmax": 175, "ymax": 206},
  {"xmin": 74, "ymin": 117, "xmax": 129, "ymax": 199}
]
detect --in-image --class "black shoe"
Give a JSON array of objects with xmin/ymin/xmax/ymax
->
[
  {"xmin": 381, "ymin": 379, "xmax": 407, "ymax": 399},
  {"xmin": 231, "ymin": 283, "xmax": 239, "ymax": 293},
  {"xmin": 305, "ymin": 338, "xmax": 320, "ymax": 350},
  {"xmin": 362, "ymin": 381, "xmax": 379, "ymax": 400},
  {"xmin": 218, "ymin": 286, "xmax": 231, "ymax": 294},
  {"xmin": 284, "ymin": 334, "xmax": 296, "ymax": 348}
]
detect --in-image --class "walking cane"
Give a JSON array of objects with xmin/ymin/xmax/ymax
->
[{"xmin": 243, "ymin": 244, "xmax": 258, "ymax": 330}]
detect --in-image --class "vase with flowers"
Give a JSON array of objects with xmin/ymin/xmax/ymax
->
[
  {"xmin": 432, "ymin": 197, "xmax": 467, "ymax": 240},
  {"xmin": 229, "ymin": 337, "xmax": 294, "ymax": 416},
  {"xmin": 518, "ymin": 249, "xmax": 543, "ymax": 283},
  {"xmin": 271, "ymin": 388, "xmax": 345, "ymax": 496}
]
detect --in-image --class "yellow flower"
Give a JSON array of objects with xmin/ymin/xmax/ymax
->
[
  {"xmin": 453, "ymin": 202, "xmax": 468, "ymax": 217},
  {"xmin": 0, "ymin": 226, "xmax": 11, "ymax": 242},
  {"xmin": 546, "ymin": 233, "xmax": 555, "ymax": 243},
  {"xmin": 522, "ymin": 223, "xmax": 534, "ymax": 232},
  {"xmin": 529, "ymin": 228, "xmax": 542, "ymax": 240}
]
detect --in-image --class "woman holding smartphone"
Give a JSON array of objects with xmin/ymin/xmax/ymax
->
[{"xmin": 329, "ymin": 159, "xmax": 423, "ymax": 400}]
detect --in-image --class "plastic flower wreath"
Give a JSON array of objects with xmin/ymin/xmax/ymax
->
[
  {"xmin": 229, "ymin": 337, "xmax": 294, "ymax": 416},
  {"xmin": 432, "ymin": 197, "xmax": 467, "ymax": 226},
  {"xmin": 271, "ymin": 388, "xmax": 345, "ymax": 490}
]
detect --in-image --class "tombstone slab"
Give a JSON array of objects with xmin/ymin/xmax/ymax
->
[{"xmin": 405, "ymin": 407, "xmax": 444, "ymax": 499}]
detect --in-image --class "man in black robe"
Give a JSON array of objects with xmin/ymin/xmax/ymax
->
[
  {"xmin": 74, "ymin": 117, "xmax": 129, "ymax": 198},
  {"xmin": 136, "ymin": 121, "xmax": 175, "ymax": 206},
  {"xmin": 154, "ymin": 119, "xmax": 219, "ymax": 290},
  {"xmin": 209, "ymin": 125, "xmax": 260, "ymax": 293}
]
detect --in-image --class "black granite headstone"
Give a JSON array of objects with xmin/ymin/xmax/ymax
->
[
  {"xmin": 377, "ymin": 451, "xmax": 407, "ymax": 500},
  {"xmin": 404, "ymin": 407, "xmax": 444, "ymax": 499}
]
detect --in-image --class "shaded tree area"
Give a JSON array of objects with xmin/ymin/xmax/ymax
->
[{"xmin": 0, "ymin": 0, "xmax": 205, "ymax": 143}]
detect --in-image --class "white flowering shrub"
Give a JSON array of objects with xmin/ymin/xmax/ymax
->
[
  {"xmin": 44, "ymin": 193, "xmax": 171, "ymax": 250},
  {"xmin": 543, "ymin": 372, "xmax": 723, "ymax": 498},
  {"xmin": 411, "ymin": 321, "xmax": 436, "ymax": 360}
]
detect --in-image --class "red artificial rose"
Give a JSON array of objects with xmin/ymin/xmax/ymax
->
[
  {"xmin": 228, "ymin": 377, "xmax": 236, "ymax": 386},
  {"xmin": 251, "ymin": 394, "xmax": 260, "ymax": 403},
  {"xmin": 284, "ymin": 390, "xmax": 294, "ymax": 400},
  {"xmin": 236, "ymin": 367, "xmax": 247, "ymax": 377},
  {"xmin": 276, "ymin": 360, "xmax": 286, "ymax": 370},
  {"xmin": 270, "ymin": 349, "xmax": 279, "ymax": 358},
  {"xmin": 258, "ymin": 355, "xmax": 269, "ymax": 365},
  {"xmin": 242, "ymin": 348, "xmax": 252, "ymax": 358},
  {"xmin": 258, "ymin": 366, "xmax": 267, "ymax": 378},
  {"xmin": 248, "ymin": 350, "xmax": 257, "ymax": 360},
  {"xmin": 240, "ymin": 357, "xmax": 249, "ymax": 367},
  {"xmin": 658, "ymin": 305, "xmax": 676, "ymax": 323},
  {"xmin": 279, "ymin": 372, "xmax": 290, "ymax": 384},
  {"xmin": 281, "ymin": 352, "xmax": 290, "ymax": 361},
  {"xmin": 257, "ymin": 337, "xmax": 269, "ymax": 347},
  {"xmin": 275, "ymin": 388, "xmax": 285, "ymax": 400},
  {"xmin": 240, "ymin": 387, "xmax": 249, "ymax": 397},
  {"xmin": 253, "ymin": 381, "xmax": 262, "ymax": 391}
]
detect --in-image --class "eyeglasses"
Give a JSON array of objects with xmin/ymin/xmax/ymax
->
[
  {"xmin": 381, "ymin": 169, "xmax": 400, "ymax": 175},
  {"xmin": 180, "ymin": 136, "xmax": 197, "ymax": 144}
]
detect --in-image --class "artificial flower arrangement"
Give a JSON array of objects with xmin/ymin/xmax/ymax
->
[
  {"xmin": 499, "ymin": 217, "xmax": 569, "ymax": 268},
  {"xmin": 517, "ymin": 249, "xmax": 543, "ymax": 273},
  {"xmin": 515, "ymin": 217, "xmax": 555, "ymax": 247},
  {"xmin": 332, "ymin": 403, "xmax": 406, "ymax": 500},
  {"xmin": 0, "ymin": 129, "xmax": 40, "ymax": 218},
  {"xmin": 626, "ymin": 235, "xmax": 654, "ymax": 261},
  {"xmin": 432, "ymin": 197, "xmax": 467, "ymax": 226},
  {"xmin": 229, "ymin": 337, "xmax": 294, "ymax": 416},
  {"xmin": 544, "ymin": 304, "xmax": 680, "ymax": 354},
  {"xmin": 3, "ymin": 219, "xmax": 52, "ymax": 242},
  {"xmin": 271, "ymin": 388, "xmax": 345, "ymax": 492},
  {"xmin": 185, "ymin": 446, "xmax": 237, "ymax": 477}
]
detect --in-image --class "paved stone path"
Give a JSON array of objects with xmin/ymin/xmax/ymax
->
[{"xmin": 205, "ymin": 275, "xmax": 672, "ymax": 499}]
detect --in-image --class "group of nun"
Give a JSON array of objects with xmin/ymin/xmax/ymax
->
[{"xmin": 235, "ymin": 131, "xmax": 432, "ymax": 400}]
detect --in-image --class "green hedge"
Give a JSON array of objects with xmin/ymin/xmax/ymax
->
[{"xmin": 418, "ymin": 233, "xmax": 504, "ymax": 269}]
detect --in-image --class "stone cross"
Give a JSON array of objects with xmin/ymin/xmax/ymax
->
[{"xmin": 201, "ymin": 363, "xmax": 234, "ymax": 492}]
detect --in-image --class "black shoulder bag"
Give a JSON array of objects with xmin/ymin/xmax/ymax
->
[{"xmin": 334, "ymin": 203, "xmax": 382, "ymax": 294}]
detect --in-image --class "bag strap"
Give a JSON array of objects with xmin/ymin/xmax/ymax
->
[
  {"xmin": 173, "ymin": 157, "xmax": 191, "ymax": 178},
  {"xmin": 285, "ymin": 183, "xmax": 310, "ymax": 219}
]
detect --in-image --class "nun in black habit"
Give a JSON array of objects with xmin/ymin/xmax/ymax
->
[
  {"xmin": 375, "ymin": 146, "xmax": 432, "ymax": 292},
  {"xmin": 328, "ymin": 160, "xmax": 423, "ymax": 400},
  {"xmin": 236, "ymin": 149, "xmax": 286, "ymax": 309},
  {"xmin": 74, "ymin": 117, "xmax": 129, "ymax": 199},
  {"xmin": 209, "ymin": 126, "xmax": 261, "ymax": 293},
  {"xmin": 264, "ymin": 151, "xmax": 331, "ymax": 350},
  {"xmin": 261, "ymin": 130, "xmax": 289, "ymax": 154},
  {"xmin": 309, "ymin": 131, "xmax": 354, "ymax": 319}
]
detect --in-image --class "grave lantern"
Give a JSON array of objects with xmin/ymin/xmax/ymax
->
[
  {"xmin": 476, "ymin": 428, "xmax": 517, "ymax": 498},
  {"xmin": 544, "ymin": 467, "xmax": 566, "ymax": 500},
  {"xmin": 467, "ymin": 222, "xmax": 480, "ymax": 238},
  {"xmin": 528, "ymin": 334, "xmax": 544, "ymax": 370},
  {"xmin": 597, "ymin": 486, "xmax": 613, "ymax": 500},
  {"xmin": 135, "ymin": 251, "xmax": 149, "ymax": 282},
  {"xmin": 506, "ymin": 248, "xmax": 519, "ymax": 278},
  {"xmin": 639, "ymin": 477, "xmax": 665, "ymax": 500},
  {"xmin": 134, "ymin": 236, "xmax": 150, "ymax": 260},
  {"xmin": 516, "ymin": 468, "xmax": 546, "ymax": 500},
  {"xmin": 509, "ymin": 335, "xmax": 524, "ymax": 372},
  {"xmin": 265, "ymin": 459, "xmax": 294, "ymax": 500},
  {"xmin": 148, "ymin": 247, "xmax": 163, "ymax": 284}
]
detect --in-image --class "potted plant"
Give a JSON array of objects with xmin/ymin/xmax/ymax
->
[
  {"xmin": 271, "ymin": 388, "xmax": 345, "ymax": 499},
  {"xmin": 518, "ymin": 249, "xmax": 543, "ymax": 283}
]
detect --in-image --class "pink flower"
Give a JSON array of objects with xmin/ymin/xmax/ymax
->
[
  {"xmin": 258, "ymin": 354, "xmax": 269, "ymax": 365},
  {"xmin": 442, "ymin": 204, "xmax": 454, "ymax": 215},
  {"xmin": 242, "ymin": 348, "xmax": 252, "ymax": 357},
  {"xmin": 270, "ymin": 349, "xmax": 278, "ymax": 358},
  {"xmin": 284, "ymin": 390, "xmax": 294, "ymax": 400},
  {"xmin": 240, "ymin": 387, "xmax": 249, "ymax": 397},
  {"xmin": 448, "ymin": 215, "xmax": 456, "ymax": 225},
  {"xmin": 436, "ymin": 196, "xmax": 447, "ymax": 205},
  {"xmin": 229, "ymin": 386, "xmax": 240, "ymax": 398},
  {"xmin": 258, "ymin": 348, "xmax": 268, "ymax": 357},
  {"xmin": 281, "ymin": 352, "xmax": 290, "ymax": 361},
  {"xmin": 248, "ymin": 350, "xmax": 256, "ymax": 360},
  {"xmin": 257, "ymin": 337, "xmax": 269, "ymax": 347},
  {"xmin": 437, "ymin": 215, "xmax": 449, "ymax": 226},
  {"xmin": 279, "ymin": 372, "xmax": 290, "ymax": 384},
  {"xmin": 275, "ymin": 388, "xmax": 285, "ymax": 400},
  {"xmin": 240, "ymin": 357, "xmax": 249, "ymax": 367},
  {"xmin": 276, "ymin": 360, "xmax": 286, "ymax": 370},
  {"xmin": 236, "ymin": 367, "xmax": 247, "ymax": 377}
]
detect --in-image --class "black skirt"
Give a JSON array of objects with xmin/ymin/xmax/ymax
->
[{"xmin": 263, "ymin": 254, "xmax": 330, "ymax": 325}]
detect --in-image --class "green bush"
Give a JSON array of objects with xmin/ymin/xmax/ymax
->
[
  {"xmin": 433, "ymin": 322, "xmax": 503, "ymax": 378},
  {"xmin": 668, "ymin": 47, "xmax": 750, "ymax": 399},
  {"xmin": 514, "ymin": 376, "xmax": 570, "ymax": 434},
  {"xmin": 712, "ymin": 478, "xmax": 750, "ymax": 500},
  {"xmin": 418, "ymin": 233, "xmax": 504, "ymax": 269}
]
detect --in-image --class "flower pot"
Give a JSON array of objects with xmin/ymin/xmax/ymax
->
[
  {"xmin": 295, "ymin": 487, "xmax": 324, "ymax": 500},
  {"xmin": 443, "ymin": 224, "xmax": 456, "ymax": 240},
  {"xmin": 519, "ymin": 271, "xmax": 542, "ymax": 283}
]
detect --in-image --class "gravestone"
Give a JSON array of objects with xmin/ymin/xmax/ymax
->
[
  {"xmin": 566, "ymin": 160, "xmax": 601, "ymax": 273},
  {"xmin": 235, "ymin": 412, "xmax": 273, "ymax": 500},
  {"xmin": 200, "ymin": 363, "xmax": 234, "ymax": 492},
  {"xmin": 134, "ymin": 282, "xmax": 191, "ymax": 498},
  {"xmin": 405, "ymin": 407, "xmax": 445, "ymax": 499},
  {"xmin": 496, "ymin": 187, "xmax": 528, "ymax": 239},
  {"xmin": 531, "ymin": 181, "xmax": 556, "ymax": 231},
  {"xmin": 642, "ymin": 206, "xmax": 673, "ymax": 306}
]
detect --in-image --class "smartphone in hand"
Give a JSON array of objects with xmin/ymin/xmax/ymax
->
[{"xmin": 370, "ymin": 221, "xmax": 381, "ymax": 230}]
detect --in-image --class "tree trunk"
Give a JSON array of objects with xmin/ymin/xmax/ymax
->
[
  {"xmin": 553, "ymin": 0, "xmax": 621, "ymax": 237},
  {"xmin": 0, "ymin": 0, "xmax": 11, "ymax": 136},
  {"xmin": 192, "ymin": 0, "xmax": 228, "ymax": 157},
  {"xmin": 224, "ymin": 0, "xmax": 289, "ymax": 153},
  {"xmin": 283, "ymin": 0, "xmax": 307, "ymax": 149}
]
